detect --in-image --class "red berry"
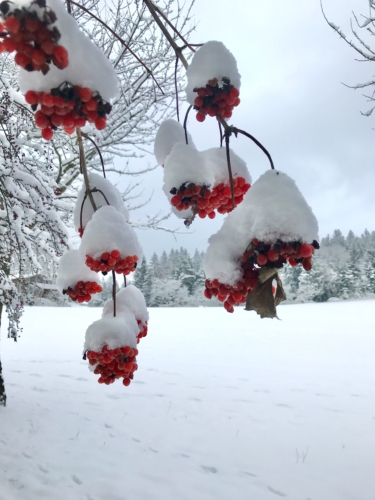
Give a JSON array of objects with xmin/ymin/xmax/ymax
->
[
  {"xmin": 85, "ymin": 99, "xmax": 98, "ymax": 111},
  {"xmin": 34, "ymin": 110, "xmax": 49, "ymax": 128},
  {"xmin": 53, "ymin": 45, "xmax": 69, "ymax": 68},
  {"xmin": 196, "ymin": 112, "xmax": 206, "ymax": 122},
  {"xmin": 41, "ymin": 127, "xmax": 53, "ymax": 140},
  {"xmin": 77, "ymin": 87, "xmax": 92, "ymax": 102},
  {"xmin": 4, "ymin": 16, "xmax": 20, "ymax": 33},
  {"xmin": 95, "ymin": 117, "xmax": 106, "ymax": 130},
  {"xmin": 3, "ymin": 37, "xmax": 17, "ymax": 53},
  {"xmin": 257, "ymin": 254, "xmax": 268, "ymax": 266},
  {"xmin": 31, "ymin": 49, "xmax": 46, "ymax": 66},
  {"xmin": 42, "ymin": 93, "xmax": 54, "ymax": 107},
  {"xmin": 14, "ymin": 52, "xmax": 29, "ymax": 68},
  {"xmin": 111, "ymin": 250, "xmax": 120, "ymax": 259}
]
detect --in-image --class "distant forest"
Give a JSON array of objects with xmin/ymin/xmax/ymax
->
[{"xmin": 87, "ymin": 229, "xmax": 375, "ymax": 307}]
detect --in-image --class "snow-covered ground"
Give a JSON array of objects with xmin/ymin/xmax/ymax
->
[{"xmin": 1, "ymin": 301, "xmax": 375, "ymax": 500}]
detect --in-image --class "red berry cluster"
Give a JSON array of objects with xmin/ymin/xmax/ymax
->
[
  {"xmin": 0, "ymin": 0, "xmax": 68, "ymax": 74},
  {"xmin": 170, "ymin": 177, "xmax": 250, "ymax": 218},
  {"xmin": 242, "ymin": 238, "xmax": 320, "ymax": 272},
  {"xmin": 193, "ymin": 77, "xmax": 240, "ymax": 122},
  {"xmin": 63, "ymin": 280, "xmax": 102, "ymax": 303},
  {"xmin": 24, "ymin": 81, "xmax": 112, "ymax": 140},
  {"xmin": 136, "ymin": 319, "xmax": 148, "ymax": 342},
  {"xmin": 87, "ymin": 345, "xmax": 138, "ymax": 386},
  {"xmin": 85, "ymin": 250, "xmax": 139, "ymax": 276},
  {"xmin": 204, "ymin": 267, "xmax": 259, "ymax": 313}
]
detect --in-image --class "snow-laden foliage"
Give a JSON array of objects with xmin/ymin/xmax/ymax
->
[
  {"xmin": 185, "ymin": 41, "xmax": 241, "ymax": 104},
  {"xmin": 0, "ymin": 86, "xmax": 69, "ymax": 337}
]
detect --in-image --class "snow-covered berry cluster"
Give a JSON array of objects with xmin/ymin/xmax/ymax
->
[
  {"xmin": 63, "ymin": 280, "xmax": 102, "ymax": 303},
  {"xmin": 170, "ymin": 176, "xmax": 250, "ymax": 219},
  {"xmin": 204, "ymin": 266, "xmax": 259, "ymax": 313},
  {"xmin": 242, "ymin": 239, "xmax": 319, "ymax": 272},
  {"xmin": 193, "ymin": 80, "xmax": 240, "ymax": 122},
  {"xmin": 87, "ymin": 345, "xmax": 138, "ymax": 386},
  {"xmin": 0, "ymin": 0, "xmax": 68, "ymax": 73},
  {"xmin": 25, "ymin": 82, "xmax": 111, "ymax": 140},
  {"xmin": 85, "ymin": 251, "xmax": 138, "ymax": 276}
]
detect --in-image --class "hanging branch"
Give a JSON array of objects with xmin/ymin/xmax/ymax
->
[
  {"xmin": 217, "ymin": 117, "xmax": 275, "ymax": 170},
  {"xmin": 79, "ymin": 187, "xmax": 110, "ymax": 235},
  {"xmin": 82, "ymin": 132, "xmax": 106, "ymax": 178},
  {"xmin": 143, "ymin": 0, "xmax": 189, "ymax": 69},
  {"xmin": 68, "ymin": 0, "xmax": 164, "ymax": 94},
  {"xmin": 112, "ymin": 270, "xmax": 117, "ymax": 317},
  {"xmin": 224, "ymin": 130, "xmax": 235, "ymax": 209},
  {"xmin": 76, "ymin": 127, "xmax": 97, "ymax": 212},
  {"xmin": 183, "ymin": 105, "xmax": 193, "ymax": 144},
  {"xmin": 233, "ymin": 127, "xmax": 275, "ymax": 170},
  {"xmin": 123, "ymin": 275, "xmax": 127, "ymax": 288},
  {"xmin": 174, "ymin": 56, "xmax": 180, "ymax": 122},
  {"xmin": 218, "ymin": 121, "xmax": 223, "ymax": 148},
  {"xmin": 150, "ymin": 1, "xmax": 196, "ymax": 53}
]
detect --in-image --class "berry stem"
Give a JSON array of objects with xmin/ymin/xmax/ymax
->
[
  {"xmin": 218, "ymin": 121, "xmax": 223, "ymax": 148},
  {"xmin": 68, "ymin": 0, "xmax": 164, "ymax": 94},
  {"xmin": 234, "ymin": 127, "xmax": 275, "ymax": 170},
  {"xmin": 183, "ymin": 105, "xmax": 193, "ymax": 145},
  {"xmin": 112, "ymin": 270, "xmax": 116, "ymax": 317},
  {"xmin": 77, "ymin": 127, "xmax": 97, "ymax": 212},
  {"xmin": 174, "ymin": 55, "xmax": 180, "ymax": 123},
  {"xmin": 81, "ymin": 132, "xmax": 106, "ymax": 178},
  {"xmin": 224, "ymin": 131, "xmax": 235, "ymax": 210}
]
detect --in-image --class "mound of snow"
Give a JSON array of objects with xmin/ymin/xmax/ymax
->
[
  {"xmin": 102, "ymin": 285, "xmax": 148, "ymax": 324},
  {"xmin": 74, "ymin": 173, "xmax": 129, "ymax": 232},
  {"xmin": 201, "ymin": 147, "xmax": 251, "ymax": 186},
  {"xmin": 163, "ymin": 143, "xmax": 214, "ymax": 192},
  {"xmin": 154, "ymin": 119, "xmax": 195, "ymax": 166},
  {"xmin": 18, "ymin": 0, "xmax": 118, "ymax": 101},
  {"xmin": 79, "ymin": 206, "xmax": 143, "ymax": 261},
  {"xmin": 204, "ymin": 170, "xmax": 319, "ymax": 285},
  {"xmin": 185, "ymin": 41, "xmax": 241, "ymax": 104},
  {"xmin": 84, "ymin": 315, "xmax": 138, "ymax": 352},
  {"xmin": 56, "ymin": 250, "xmax": 101, "ymax": 292}
]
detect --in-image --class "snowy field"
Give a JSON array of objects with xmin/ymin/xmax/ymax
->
[{"xmin": 1, "ymin": 301, "xmax": 375, "ymax": 500}]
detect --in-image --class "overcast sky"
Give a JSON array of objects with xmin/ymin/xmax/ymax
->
[{"xmin": 126, "ymin": 0, "xmax": 375, "ymax": 259}]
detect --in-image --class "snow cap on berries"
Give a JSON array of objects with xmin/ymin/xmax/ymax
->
[
  {"xmin": 74, "ymin": 173, "xmax": 129, "ymax": 232},
  {"xmin": 245, "ymin": 170, "xmax": 319, "ymax": 243},
  {"xmin": 18, "ymin": 0, "xmax": 118, "ymax": 101},
  {"xmin": 79, "ymin": 205, "xmax": 143, "ymax": 261},
  {"xmin": 84, "ymin": 315, "xmax": 138, "ymax": 352},
  {"xmin": 163, "ymin": 143, "xmax": 214, "ymax": 193},
  {"xmin": 102, "ymin": 285, "xmax": 149, "ymax": 324},
  {"xmin": 154, "ymin": 119, "xmax": 196, "ymax": 166},
  {"xmin": 204, "ymin": 170, "xmax": 319, "ymax": 285},
  {"xmin": 56, "ymin": 249, "xmax": 101, "ymax": 292},
  {"xmin": 185, "ymin": 41, "xmax": 241, "ymax": 104},
  {"xmin": 201, "ymin": 147, "xmax": 251, "ymax": 186}
]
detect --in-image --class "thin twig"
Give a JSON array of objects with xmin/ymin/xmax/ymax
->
[
  {"xmin": 151, "ymin": 1, "xmax": 196, "ymax": 53},
  {"xmin": 143, "ymin": 0, "xmax": 189, "ymax": 69},
  {"xmin": 218, "ymin": 121, "xmax": 223, "ymax": 147},
  {"xmin": 175, "ymin": 56, "xmax": 180, "ymax": 122},
  {"xmin": 183, "ymin": 105, "xmax": 193, "ymax": 144},
  {"xmin": 234, "ymin": 127, "xmax": 275, "ymax": 170},
  {"xmin": 68, "ymin": 0, "xmax": 165, "ymax": 94},
  {"xmin": 82, "ymin": 132, "xmax": 106, "ymax": 178},
  {"xmin": 76, "ymin": 127, "xmax": 97, "ymax": 211},
  {"xmin": 224, "ymin": 131, "xmax": 235, "ymax": 209},
  {"xmin": 112, "ymin": 270, "xmax": 116, "ymax": 317}
]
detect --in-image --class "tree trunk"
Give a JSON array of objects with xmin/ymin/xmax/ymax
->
[{"xmin": 0, "ymin": 303, "xmax": 6, "ymax": 407}]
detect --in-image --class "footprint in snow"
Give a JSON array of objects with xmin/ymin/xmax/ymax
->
[
  {"xmin": 29, "ymin": 373, "xmax": 42, "ymax": 377},
  {"xmin": 189, "ymin": 397, "xmax": 201, "ymax": 402},
  {"xmin": 58, "ymin": 374, "xmax": 71, "ymax": 378},
  {"xmin": 240, "ymin": 471, "xmax": 257, "ymax": 477},
  {"xmin": 72, "ymin": 475, "xmax": 83, "ymax": 485},
  {"xmin": 131, "ymin": 438, "xmax": 141, "ymax": 443},
  {"xmin": 180, "ymin": 453, "xmax": 190, "ymax": 458},
  {"xmin": 149, "ymin": 447, "xmax": 159, "ymax": 453},
  {"xmin": 267, "ymin": 486, "xmax": 287, "ymax": 497},
  {"xmin": 201, "ymin": 466, "xmax": 218, "ymax": 474},
  {"xmin": 22, "ymin": 452, "xmax": 32, "ymax": 459},
  {"xmin": 104, "ymin": 423, "xmax": 113, "ymax": 429},
  {"xmin": 37, "ymin": 465, "xmax": 49, "ymax": 474}
]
